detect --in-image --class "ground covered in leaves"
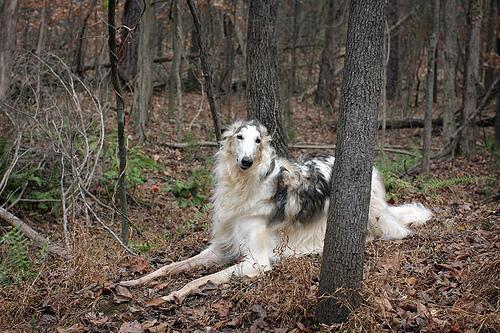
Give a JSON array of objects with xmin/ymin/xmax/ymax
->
[{"xmin": 1, "ymin": 94, "xmax": 499, "ymax": 332}]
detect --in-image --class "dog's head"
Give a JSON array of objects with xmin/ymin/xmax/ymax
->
[{"xmin": 219, "ymin": 120, "xmax": 271, "ymax": 171}]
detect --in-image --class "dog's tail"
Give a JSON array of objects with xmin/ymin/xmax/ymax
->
[{"xmin": 375, "ymin": 202, "xmax": 432, "ymax": 240}]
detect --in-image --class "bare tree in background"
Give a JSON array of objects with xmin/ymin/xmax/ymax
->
[
  {"xmin": 386, "ymin": 0, "xmax": 399, "ymax": 101},
  {"xmin": 133, "ymin": 0, "xmax": 154, "ymax": 143},
  {"xmin": 484, "ymin": 0, "xmax": 497, "ymax": 88},
  {"xmin": 168, "ymin": 0, "xmax": 184, "ymax": 139},
  {"xmin": 247, "ymin": 0, "xmax": 288, "ymax": 157},
  {"xmin": 0, "ymin": 0, "xmax": 18, "ymax": 102},
  {"xmin": 316, "ymin": 0, "xmax": 385, "ymax": 324},
  {"xmin": 315, "ymin": 0, "xmax": 337, "ymax": 109},
  {"xmin": 108, "ymin": 0, "xmax": 130, "ymax": 244},
  {"xmin": 443, "ymin": 0, "xmax": 458, "ymax": 148},
  {"xmin": 459, "ymin": 0, "xmax": 483, "ymax": 156},
  {"xmin": 120, "ymin": 0, "xmax": 141, "ymax": 85},
  {"xmin": 422, "ymin": 0, "xmax": 440, "ymax": 174}
]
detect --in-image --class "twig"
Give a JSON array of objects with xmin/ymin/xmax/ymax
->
[{"xmin": 0, "ymin": 207, "xmax": 70, "ymax": 259}]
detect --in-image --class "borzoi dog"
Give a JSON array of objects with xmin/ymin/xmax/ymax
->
[{"xmin": 120, "ymin": 120, "xmax": 432, "ymax": 303}]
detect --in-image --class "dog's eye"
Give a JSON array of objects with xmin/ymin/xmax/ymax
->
[
  {"xmin": 255, "ymin": 138, "xmax": 261, "ymax": 144},
  {"xmin": 236, "ymin": 135, "xmax": 243, "ymax": 140}
]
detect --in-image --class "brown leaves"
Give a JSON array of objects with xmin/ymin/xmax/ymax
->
[{"xmin": 118, "ymin": 321, "xmax": 143, "ymax": 333}]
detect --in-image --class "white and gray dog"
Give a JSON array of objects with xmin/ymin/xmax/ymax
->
[{"xmin": 121, "ymin": 120, "xmax": 432, "ymax": 302}]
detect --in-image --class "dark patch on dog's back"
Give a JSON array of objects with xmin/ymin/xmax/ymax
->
[
  {"xmin": 295, "ymin": 162, "xmax": 331, "ymax": 223},
  {"xmin": 269, "ymin": 167, "xmax": 288, "ymax": 225}
]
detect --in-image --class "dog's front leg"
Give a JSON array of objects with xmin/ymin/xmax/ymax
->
[
  {"xmin": 162, "ymin": 256, "xmax": 271, "ymax": 303},
  {"xmin": 120, "ymin": 247, "xmax": 225, "ymax": 287}
]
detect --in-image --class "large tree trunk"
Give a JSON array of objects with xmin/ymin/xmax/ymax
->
[
  {"xmin": 315, "ymin": 0, "xmax": 336, "ymax": 108},
  {"xmin": 316, "ymin": 0, "xmax": 385, "ymax": 324},
  {"xmin": 443, "ymin": 0, "xmax": 458, "ymax": 146},
  {"xmin": 120, "ymin": 0, "xmax": 141, "ymax": 85},
  {"xmin": 422, "ymin": 0, "xmax": 440, "ymax": 174},
  {"xmin": 247, "ymin": 0, "xmax": 288, "ymax": 157},
  {"xmin": 133, "ymin": 0, "xmax": 154, "ymax": 143},
  {"xmin": 386, "ymin": 0, "xmax": 399, "ymax": 101},
  {"xmin": 0, "ymin": 0, "xmax": 18, "ymax": 102},
  {"xmin": 459, "ymin": 0, "xmax": 483, "ymax": 156}
]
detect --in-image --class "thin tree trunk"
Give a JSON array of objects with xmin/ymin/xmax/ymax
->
[
  {"xmin": 285, "ymin": 0, "xmax": 301, "ymax": 124},
  {"xmin": 222, "ymin": 10, "xmax": 236, "ymax": 118},
  {"xmin": 316, "ymin": 0, "xmax": 385, "ymax": 324},
  {"xmin": 459, "ymin": 0, "xmax": 483, "ymax": 156},
  {"xmin": 247, "ymin": 0, "xmax": 288, "ymax": 157},
  {"xmin": 134, "ymin": 0, "xmax": 154, "ymax": 143},
  {"xmin": 0, "ymin": 0, "xmax": 18, "ymax": 102},
  {"xmin": 168, "ymin": 0, "xmax": 184, "ymax": 137},
  {"xmin": 185, "ymin": 24, "xmax": 202, "ymax": 92},
  {"xmin": 315, "ymin": 0, "xmax": 336, "ymax": 108},
  {"xmin": 495, "ymin": 92, "xmax": 500, "ymax": 149},
  {"xmin": 35, "ymin": 0, "xmax": 48, "ymax": 95},
  {"xmin": 386, "ymin": 0, "xmax": 399, "ymax": 101},
  {"xmin": 422, "ymin": 0, "xmax": 440, "ymax": 174},
  {"xmin": 108, "ymin": 0, "xmax": 129, "ymax": 244},
  {"xmin": 186, "ymin": 0, "xmax": 222, "ymax": 142},
  {"xmin": 443, "ymin": 0, "xmax": 458, "ymax": 146}
]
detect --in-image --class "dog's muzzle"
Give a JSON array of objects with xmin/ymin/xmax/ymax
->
[{"xmin": 240, "ymin": 157, "xmax": 253, "ymax": 170}]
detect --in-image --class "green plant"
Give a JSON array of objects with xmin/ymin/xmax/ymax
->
[
  {"xmin": 165, "ymin": 166, "xmax": 213, "ymax": 208},
  {"xmin": 0, "ymin": 226, "xmax": 47, "ymax": 285},
  {"xmin": 417, "ymin": 175, "xmax": 477, "ymax": 192},
  {"xmin": 103, "ymin": 133, "xmax": 159, "ymax": 190},
  {"xmin": 174, "ymin": 203, "xmax": 212, "ymax": 238},
  {"xmin": 375, "ymin": 152, "xmax": 420, "ymax": 200}
]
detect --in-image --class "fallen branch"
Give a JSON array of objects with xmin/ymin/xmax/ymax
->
[
  {"xmin": 0, "ymin": 207, "xmax": 71, "ymax": 260},
  {"xmin": 162, "ymin": 141, "xmax": 419, "ymax": 156},
  {"xmin": 378, "ymin": 116, "xmax": 495, "ymax": 129}
]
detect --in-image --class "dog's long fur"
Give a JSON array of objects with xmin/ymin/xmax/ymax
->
[{"xmin": 120, "ymin": 120, "xmax": 432, "ymax": 302}]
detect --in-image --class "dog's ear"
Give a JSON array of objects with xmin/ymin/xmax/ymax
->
[{"xmin": 220, "ymin": 127, "xmax": 229, "ymax": 137}]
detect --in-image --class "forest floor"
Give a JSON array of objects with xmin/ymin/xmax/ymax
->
[{"xmin": 1, "ymin": 93, "xmax": 499, "ymax": 333}]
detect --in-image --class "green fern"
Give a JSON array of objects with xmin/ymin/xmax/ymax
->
[
  {"xmin": 420, "ymin": 175, "xmax": 476, "ymax": 192},
  {"xmin": 0, "ymin": 226, "xmax": 31, "ymax": 285}
]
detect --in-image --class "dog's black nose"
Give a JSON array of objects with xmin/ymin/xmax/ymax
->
[{"xmin": 241, "ymin": 157, "xmax": 253, "ymax": 169}]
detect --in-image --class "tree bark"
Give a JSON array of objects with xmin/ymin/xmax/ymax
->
[
  {"xmin": 443, "ymin": 0, "xmax": 458, "ymax": 146},
  {"xmin": 247, "ymin": 0, "xmax": 288, "ymax": 157},
  {"xmin": 459, "ymin": 0, "xmax": 483, "ymax": 156},
  {"xmin": 315, "ymin": 0, "xmax": 337, "ymax": 108},
  {"xmin": 133, "ymin": 0, "xmax": 154, "ymax": 143},
  {"xmin": 0, "ymin": 0, "xmax": 18, "ymax": 102},
  {"xmin": 108, "ymin": 0, "xmax": 130, "ymax": 244},
  {"xmin": 386, "ymin": 0, "xmax": 399, "ymax": 101},
  {"xmin": 120, "ymin": 0, "xmax": 142, "ymax": 85},
  {"xmin": 316, "ymin": 0, "xmax": 385, "ymax": 324},
  {"xmin": 422, "ymin": 0, "xmax": 440, "ymax": 174}
]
